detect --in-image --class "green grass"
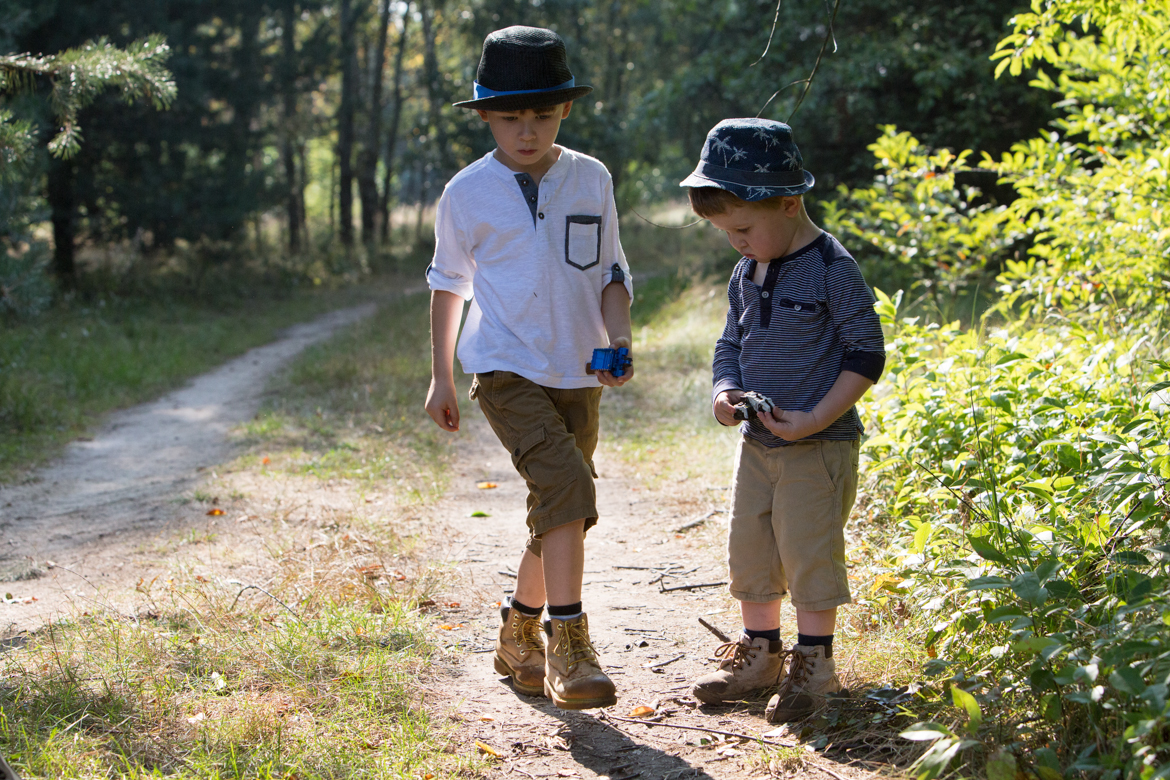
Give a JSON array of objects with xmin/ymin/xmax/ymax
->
[
  {"xmin": 239, "ymin": 289, "xmax": 456, "ymax": 503},
  {"xmin": 0, "ymin": 282, "xmax": 392, "ymax": 483}
]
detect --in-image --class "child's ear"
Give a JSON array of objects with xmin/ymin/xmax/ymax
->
[
  {"xmin": 476, "ymin": 109, "xmax": 491, "ymax": 122},
  {"xmin": 561, "ymin": 101, "xmax": 573, "ymax": 119},
  {"xmin": 781, "ymin": 195, "xmax": 802, "ymax": 216}
]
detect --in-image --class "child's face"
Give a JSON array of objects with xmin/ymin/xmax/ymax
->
[
  {"xmin": 476, "ymin": 103, "xmax": 572, "ymax": 174},
  {"xmin": 706, "ymin": 198, "xmax": 802, "ymax": 263}
]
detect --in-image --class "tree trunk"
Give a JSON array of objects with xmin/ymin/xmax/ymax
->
[
  {"xmin": 337, "ymin": 0, "xmax": 360, "ymax": 247},
  {"xmin": 379, "ymin": 1, "xmax": 411, "ymax": 244},
  {"xmin": 281, "ymin": 1, "xmax": 303, "ymax": 254},
  {"xmin": 46, "ymin": 157, "xmax": 76, "ymax": 286},
  {"xmin": 420, "ymin": 0, "xmax": 450, "ymax": 173},
  {"xmin": 357, "ymin": 0, "xmax": 391, "ymax": 245}
]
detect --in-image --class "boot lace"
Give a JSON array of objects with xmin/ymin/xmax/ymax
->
[
  {"xmin": 512, "ymin": 615, "xmax": 545, "ymax": 654},
  {"xmin": 778, "ymin": 648, "xmax": 811, "ymax": 695},
  {"xmin": 712, "ymin": 638, "xmax": 757, "ymax": 671},
  {"xmin": 553, "ymin": 620, "xmax": 600, "ymax": 670}
]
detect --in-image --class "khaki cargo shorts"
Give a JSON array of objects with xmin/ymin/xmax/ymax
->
[
  {"xmin": 471, "ymin": 371, "xmax": 603, "ymax": 558},
  {"xmin": 728, "ymin": 437, "xmax": 860, "ymax": 612}
]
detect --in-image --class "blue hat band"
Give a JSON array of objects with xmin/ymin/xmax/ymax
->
[
  {"xmin": 695, "ymin": 161, "xmax": 806, "ymax": 188},
  {"xmin": 472, "ymin": 78, "xmax": 576, "ymax": 101}
]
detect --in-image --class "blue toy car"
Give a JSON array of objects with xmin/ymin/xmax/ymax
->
[{"xmin": 586, "ymin": 347, "xmax": 633, "ymax": 378}]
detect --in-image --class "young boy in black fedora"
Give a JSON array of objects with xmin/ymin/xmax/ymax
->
[
  {"xmin": 424, "ymin": 26, "xmax": 632, "ymax": 710},
  {"xmin": 679, "ymin": 118, "xmax": 885, "ymax": 722}
]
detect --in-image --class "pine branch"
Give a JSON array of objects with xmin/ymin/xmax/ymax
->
[{"xmin": 0, "ymin": 34, "xmax": 176, "ymax": 160}]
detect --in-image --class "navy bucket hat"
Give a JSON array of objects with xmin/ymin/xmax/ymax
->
[
  {"xmin": 680, "ymin": 118, "xmax": 815, "ymax": 200},
  {"xmin": 453, "ymin": 26, "xmax": 593, "ymax": 111}
]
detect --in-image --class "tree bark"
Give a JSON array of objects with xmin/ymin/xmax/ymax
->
[
  {"xmin": 337, "ymin": 0, "xmax": 360, "ymax": 247},
  {"xmin": 281, "ymin": 1, "xmax": 304, "ymax": 254},
  {"xmin": 46, "ymin": 157, "xmax": 75, "ymax": 285},
  {"xmin": 357, "ymin": 0, "xmax": 391, "ymax": 245},
  {"xmin": 379, "ymin": 1, "xmax": 411, "ymax": 244}
]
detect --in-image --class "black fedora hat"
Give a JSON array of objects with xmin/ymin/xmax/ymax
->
[{"xmin": 454, "ymin": 26, "xmax": 593, "ymax": 111}]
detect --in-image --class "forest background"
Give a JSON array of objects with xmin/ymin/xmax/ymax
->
[{"xmin": 2, "ymin": 0, "xmax": 1169, "ymax": 778}]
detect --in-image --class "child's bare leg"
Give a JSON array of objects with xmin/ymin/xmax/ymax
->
[
  {"xmin": 539, "ymin": 519, "xmax": 585, "ymax": 605},
  {"xmin": 741, "ymin": 600, "xmax": 782, "ymax": 632},
  {"xmin": 795, "ymin": 607, "xmax": 836, "ymax": 636},
  {"xmin": 512, "ymin": 550, "xmax": 546, "ymax": 609}
]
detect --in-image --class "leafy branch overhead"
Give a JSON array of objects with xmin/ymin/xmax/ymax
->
[{"xmin": 0, "ymin": 34, "xmax": 176, "ymax": 163}]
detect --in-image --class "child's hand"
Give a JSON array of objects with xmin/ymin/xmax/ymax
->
[
  {"xmin": 713, "ymin": 389, "xmax": 744, "ymax": 426},
  {"xmin": 425, "ymin": 378, "xmax": 461, "ymax": 432},
  {"xmin": 760, "ymin": 408, "xmax": 823, "ymax": 441},
  {"xmin": 597, "ymin": 337, "xmax": 634, "ymax": 387}
]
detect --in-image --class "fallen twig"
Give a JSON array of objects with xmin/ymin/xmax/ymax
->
[
  {"xmin": 229, "ymin": 584, "xmax": 302, "ymax": 622},
  {"xmin": 673, "ymin": 509, "xmax": 723, "ymax": 534},
  {"xmin": 497, "ymin": 570, "xmax": 517, "ymax": 579},
  {"xmin": 660, "ymin": 581, "xmax": 727, "ymax": 593},
  {"xmin": 599, "ymin": 711, "xmax": 797, "ymax": 747},
  {"xmin": 812, "ymin": 764, "xmax": 852, "ymax": 780},
  {"xmin": 698, "ymin": 617, "xmax": 731, "ymax": 643},
  {"xmin": 645, "ymin": 654, "xmax": 685, "ymax": 670}
]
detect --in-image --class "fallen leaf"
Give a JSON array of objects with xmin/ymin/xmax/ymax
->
[
  {"xmin": 629, "ymin": 705, "xmax": 656, "ymax": 717},
  {"xmin": 476, "ymin": 482, "xmax": 498, "ymax": 489},
  {"xmin": 479, "ymin": 716, "xmax": 495, "ymax": 722},
  {"xmin": 446, "ymin": 602, "xmax": 461, "ymax": 608},
  {"xmin": 186, "ymin": 712, "xmax": 207, "ymax": 724},
  {"xmin": 261, "ymin": 456, "xmax": 270, "ymax": 465},
  {"xmin": 475, "ymin": 740, "xmax": 503, "ymax": 759},
  {"xmin": 356, "ymin": 564, "xmax": 384, "ymax": 578},
  {"xmin": 439, "ymin": 624, "xmax": 455, "ymax": 630},
  {"xmin": 206, "ymin": 508, "xmax": 224, "ymax": 516},
  {"xmin": 470, "ymin": 510, "xmax": 490, "ymax": 517}
]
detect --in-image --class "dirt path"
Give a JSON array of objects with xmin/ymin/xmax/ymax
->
[
  {"xmin": 422, "ymin": 404, "xmax": 873, "ymax": 780},
  {"xmin": 0, "ymin": 303, "xmax": 377, "ymax": 636}
]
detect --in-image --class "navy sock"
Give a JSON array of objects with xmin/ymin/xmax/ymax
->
[
  {"xmin": 797, "ymin": 633, "xmax": 833, "ymax": 658},
  {"xmin": 745, "ymin": 627, "xmax": 781, "ymax": 643},
  {"xmin": 508, "ymin": 597, "xmax": 542, "ymax": 616},
  {"xmin": 547, "ymin": 601, "xmax": 583, "ymax": 618}
]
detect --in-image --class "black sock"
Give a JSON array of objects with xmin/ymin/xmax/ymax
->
[
  {"xmin": 508, "ymin": 597, "xmax": 542, "ymax": 616},
  {"xmin": 797, "ymin": 633, "xmax": 833, "ymax": 658},
  {"xmin": 745, "ymin": 627, "xmax": 781, "ymax": 643},
  {"xmin": 547, "ymin": 601, "xmax": 583, "ymax": 618}
]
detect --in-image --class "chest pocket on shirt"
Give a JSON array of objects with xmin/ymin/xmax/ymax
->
[
  {"xmin": 565, "ymin": 215, "xmax": 602, "ymax": 270},
  {"xmin": 776, "ymin": 298, "xmax": 822, "ymax": 314}
]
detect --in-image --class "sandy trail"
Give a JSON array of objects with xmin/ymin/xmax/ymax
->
[
  {"xmin": 421, "ymin": 404, "xmax": 871, "ymax": 780},
  {"xmin": 0, "ymin": 303, "xmax": 377, "ymax": 634}
]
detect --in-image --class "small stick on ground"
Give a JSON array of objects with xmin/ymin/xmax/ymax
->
[
  {"xmin": 698, "ymin": 617, "xmax": 731, "ymax": 643},
  {"xmin": 496, "ymin": 570, "xmax": 517, "ymax": 579},
  {"xmin": 660, "ymin": 581, "xmax": 727, "ymax": 593},
  {"xmin": 599, "ymin": 711, "xmax": 797, "ymax": 747},
  {"xmin": 673, "ymin": 509, "xmax": 724, "ymax": 534},
  {"xmin": 645, "ymin": 653, "xmax": 685, "ymax": 670}
]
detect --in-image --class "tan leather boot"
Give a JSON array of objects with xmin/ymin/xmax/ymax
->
[
  {"xmin": 692, "ymin": 633, "xmax": 787, "ymax": 704},
  {"xmin": 543, "ymin": 613, "xmax": 617, "ymax": 710},
  {"xmin": 765, "ymin": 643, "xmax": 842, "ymax": 722},
  {"xmin": 493, "ymin": 606, "xmax": 546, "ymax": 697}
]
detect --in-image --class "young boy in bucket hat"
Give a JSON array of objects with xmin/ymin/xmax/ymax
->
[
  {"xmin": 679, "ymin": 118, "xmax": 885, "ymax": 722},
  {"xmin": 424, "ymin": 26, "xmax": 632, "ymax": 710}
]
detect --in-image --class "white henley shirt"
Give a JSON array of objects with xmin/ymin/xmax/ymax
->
[{"xmin": 426, "ymin": 147, "xmax": 633, "ymax": 389}]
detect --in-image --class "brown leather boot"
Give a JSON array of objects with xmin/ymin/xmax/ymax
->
[
  {"xmin": 543, "ymin": 613, "xmax": 617, "ymax": 710},
  {"xmin": 493, "ymin": 606, "xmax": 546, "ymax": 697},
  {"xmin": 765, "ymin": 643, "xmax": 842, "ymax": 722},
  {"xmin": 692, "ymin": 632, "xmax": 787, "ymax": 704}
]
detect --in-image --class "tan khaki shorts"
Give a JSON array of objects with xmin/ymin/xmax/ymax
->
[
  {"xmin": 472, "ymin": 371, "xmax": 602, "ymax": 557},
  {"xmin": 727, "ymin": 437, "xmax": 860, "ymax": 611}
]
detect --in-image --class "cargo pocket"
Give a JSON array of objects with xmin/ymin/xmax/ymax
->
[
  {"xmin": 565, "ymin": 215, "xmax": 601, "ymax": 270},
  {"xmin": 510, "ymin": 426, "xmax": 547, "ymax": 480}
]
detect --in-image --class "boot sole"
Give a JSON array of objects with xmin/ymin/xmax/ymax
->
[
  {"xmin": 493, "ymin": 655, "xmax": 546, "ymax": 697},
  {"xmin": 543, "ymin": 679, "xmax": 617, "ymax": 710}
]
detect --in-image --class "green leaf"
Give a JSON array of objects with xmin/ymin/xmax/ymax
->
[
  {"xmin": 967, "ymin": 576, "xmax": 1011, "ymax": 591},
  {"xmin": 469, "ymin": 511, "xmax": 490, "ymax": 517},
  {"xmin": 986, "ymin": 750, "xmax": 1018, "ymax": 780},
  {"xmin": 900, "ymin": 723, "xmax": 951, "ymax": 741},
  {"xmin": 966, "ymin": 533, "xmax": 1009, "ymax": 563},
  {"xmin": 1109, "ymin": 666, "xmax": 1147, "ymax": 696},
  {"xmin": 950, "ymin": 685, "xmax": 983, "ymax": 733},
  {"xmin": 1010, "ymin": 571, "xmax": 1048, "ymax": 606}
]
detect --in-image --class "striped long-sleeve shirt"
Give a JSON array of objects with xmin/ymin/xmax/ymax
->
[{"xmin": 712, "ymin": 231, "xmax": 886, "ymax": 447}]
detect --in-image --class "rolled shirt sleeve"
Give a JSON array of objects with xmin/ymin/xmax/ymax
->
[
  {"xmin": 426, "ymin": 187, "xmax": 476, "ymax": 301},
  {"xmin": 825, "ymin": 254, "xmax": 886, "ymax": 383},
  {"xmin": 601, "ymin": 175, "xmax": 634, "ymax": 299}
]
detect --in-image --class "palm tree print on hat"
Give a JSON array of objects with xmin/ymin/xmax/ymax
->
[
  {"xmin": 782, "ymin": 150, "xmax": 801, "ymax": 170},
  {"xmin": 711, "ymin": 134, "xmax": 747, "ymax": 166},
  {"xmin": 753, "ymin": 126, "xmax": 780, "ymax": 149},
  {"xmin": 754, "ymin": 163, "xmax": 771, "ymax": 172},
  {"xmin": 746, "ymin": 186, "xmax": 776, "ymax": 199}
]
